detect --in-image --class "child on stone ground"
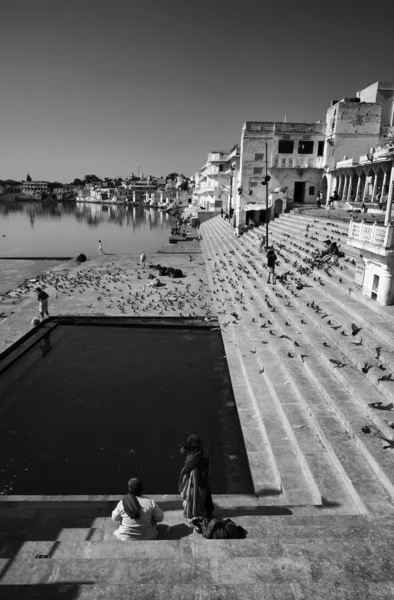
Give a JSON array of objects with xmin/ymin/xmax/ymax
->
[
  {"xmin": 98, "ymin": 240, "xmax": 104, "ymax": 256},
  {"xmin": 267, "ymin": 247, "xmax": 277, "ymax": 284}
]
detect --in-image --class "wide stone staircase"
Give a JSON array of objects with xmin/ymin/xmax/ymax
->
[{"xmin": 3, "ymin": 212, "xmax": 394, "ymax": 598}]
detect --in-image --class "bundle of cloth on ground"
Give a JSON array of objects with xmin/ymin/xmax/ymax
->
[
  {"xmin": 111, "ymin": 435, "xmax": 247, "ymax": 541},
  {"xmin": 149, "ymin": 264, "xmax": 184, "ymax": 278}
]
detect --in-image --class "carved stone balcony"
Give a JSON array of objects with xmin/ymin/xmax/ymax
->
[{"xmin": 348, "ymin": 220, "xmax": 394, "ymax": 255}]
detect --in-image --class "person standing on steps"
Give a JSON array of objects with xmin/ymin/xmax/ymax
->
[
  {"xmin": 267, "ymin": 246, "xmax": 277, "ymax": 284},
  {"xmin": 35, "ymin": 287, "xmax": 50, "ymax": 320},
  {"xmin": 258, "ymin": 233, "xmax": 266, "ymax": 253},
  {"xmin": 98, "ymin": 240, "xmax": 104, "ymax": 256},
  {"xmin": 178, "ymin": 434, "xmax": 214, "ymax": 532}
]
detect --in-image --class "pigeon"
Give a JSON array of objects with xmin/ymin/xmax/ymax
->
[
  {"xmin": 378, "ymin": 374, "xmax": 394, "ymax": 383},
  {"xmin": 362, "ymin": 362, "xmax": 372, "ymax": 374},
  {"xmin": 374, "ymin": 432, "xmax": 394, "ymax": 449},
  {"xmin": 361, "ymin": 426, "xmax": 371, "ymax": 434},
  {"xmin": 351, "ymin": 323, "xmax": 362, "ymax": 336},
  {"xmin": 329, "ymin": 359, "xmax": 346, "ymax": 368}
]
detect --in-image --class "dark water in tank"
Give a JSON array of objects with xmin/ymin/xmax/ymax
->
[{"xmin": 0, "ymin": 324, "xmax": 253, "ymax": 495}]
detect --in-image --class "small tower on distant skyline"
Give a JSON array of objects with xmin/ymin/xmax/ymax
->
[{"xmin": 26, "ymin": 172, "xmax": 32, "ymax": 182}]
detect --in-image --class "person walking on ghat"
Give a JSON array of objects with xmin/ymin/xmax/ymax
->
[
  {"xmin": 140, "ymin": 251, "xmax": 146, "ymax": 266},
  {"xmin": 178, "ymin": 434, "xmax": 214, "ymax": 532},
  {"xmin": 111, "ymin": 478, "xmax": 164, "ymax": 541},
  {"xmin": 267, "ymin": 246, "xmax": 277, "ymax": 284},
  {"xmin": 36, "ymin": 287, "xmax": 49, "ymax": 320},
  {"xmin": 258, "ymin": 232, "xmax": 266, "ymax": 253},
  {"xmin": 98, "ymin": 240, "xmax": 104, "ymax": 256}
]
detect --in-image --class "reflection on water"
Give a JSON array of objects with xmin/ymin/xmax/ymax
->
[{"xmin": 0, "ymin": 201, "xmax": 174, "ymax": 256}]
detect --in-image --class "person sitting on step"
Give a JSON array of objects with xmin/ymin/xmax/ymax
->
[{"xmin": 112, "ymin": 478, "xmax": 164, "ymax": 541}]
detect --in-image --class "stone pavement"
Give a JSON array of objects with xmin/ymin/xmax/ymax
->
[
  {"xmin": 0, "ymin": 259, "xmax": 63, "ymax": 296},
  {"xmin": 1, "ymin": 219, "xmax": 394, "ymax": 598}
]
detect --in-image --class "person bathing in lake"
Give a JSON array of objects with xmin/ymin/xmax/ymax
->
[
  {"xmin": 178, "ymin": 434, "xmax": 214, "ymax": 532},
  {"xmin": 35, "ymin": 287, "xmax": 49, "ymax": 320},
  {"xmin": 111, "ymin": 478, "xmax": 164, "ymax": 541}
]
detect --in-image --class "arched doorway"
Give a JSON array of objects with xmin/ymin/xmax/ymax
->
[{"xmin": 274, "ymin": 198, "xmax": 283, "ymax": 217}]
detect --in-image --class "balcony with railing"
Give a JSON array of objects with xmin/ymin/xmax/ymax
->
[
  {"xmin": 336, "ymin": 158, "xmax": 358, "ymax": 169},
  {"xmin": 270, "ymin": 155, "xmax": 324, "ymax": 169},
  {"xmin": 348, "ymin": 219, "xmax": 394, "ymax": 254}
]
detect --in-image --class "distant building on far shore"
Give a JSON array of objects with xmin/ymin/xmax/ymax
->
[{"xmin": 22, "ymin": 174, "xmax": 49, "ymax": 199}]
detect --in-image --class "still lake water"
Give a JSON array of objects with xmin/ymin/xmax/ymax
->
[{"xmin": 0, "ymin": 201, "xmax": 174, "ymax": 257}]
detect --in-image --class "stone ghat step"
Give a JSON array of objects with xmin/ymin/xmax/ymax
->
[
  {"xmin": 214, "ymin": 217, "xmax": 394, "ymax": 419},
  {"xmin": 204, "ymin": 217, "xmax": 394, "ymax": 512},
  {"xmin": 3, "ymin": 583, "xmax": 394, "ymax": 600},
  {"xmin": 205, "ymin": 224, "xmax": 364, "ymax": 513},
  {"xmin": 282, "ymin": 212, "xmax": 351, "ymax": 234},
  {"xmin": 249, "ymin": 220, "xmax": 358, "ymax": 290},
  {"xmin": 272, "ymin": 214, "xmax": 355, "ymax": 256},
  {"xmin": 0, "ymin": 515, "xmax": 390, "ymax": 542},
  {"xmin": 203, "ymin": 231, "xmax": 324, "ymax": 505},
  {"xmin": 261, "ymin": 223, "xmax": 358, "ymax": 285},
  {"xmin": 0, "ymin": 527, "xmax": 390, "ymax": 561},
  {"xmin": 240, "ymin": 231, "xmax": 394, "ymax": 408},
  {"xmin": 244, "ymin": 224, "xmax": 394, "ymax": 343},
  {"xmin": 274, "ymin": 214, "xmax": 355, "ymax": 252},
  {"xmin": 259, "ymin": 215, "xmax": 394, "ymax": 324},
  {"xmin": 211, "ymin": 216, "xmax": 394, "ymax": 455},
  {"xmin": 2, "ymin": 536, "xmax": 394, "ymax": 588},
  {"xmin": 1, "ymin": 583, "xmax": 394, "ymax": 600}
]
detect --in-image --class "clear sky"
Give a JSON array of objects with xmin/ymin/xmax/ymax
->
[{"xmin": 0, "ymin": 0, "xmax": 392, "ymax": 182}]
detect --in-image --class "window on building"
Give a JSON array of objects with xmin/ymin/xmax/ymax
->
[
  {"xmin": 281, "ymin": 158, "xmax": 287, "ymax": 167},
  {"xmin": 309, "ymin": 186, "xmax": 315, "ymax": 195},
  {"xmin": 278, "ymin": 140, "xmax": 294, "ymax": 154},
  {"xmin": 298, "ymin": 140, "xmax": 314, "ymax": 154},
  {"xmin": 250, "ymin": 182, "xmax": 258, "ymax": 188},
  {"xmin": 218, "ymin": 164, "xmax": 225, "ymax": 172},
  {"xmin": 253, "ymin": 167, "xmax": 263, "ymax": 175},
  {"xmin": 288, "ymin": 158, "xmax": 293, "ymax": 167},
  {"xmin": 317, "ymin": 141, "xmax": 324, "ymax": 156},
  {"xmin": 255, "ymin": 153, "xmax": 264, "ymax": 161}
]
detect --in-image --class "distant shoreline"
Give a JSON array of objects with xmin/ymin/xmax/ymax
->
[{"xmin": 0, "ymin": 194, "xmax": 170, "ymax": 207}]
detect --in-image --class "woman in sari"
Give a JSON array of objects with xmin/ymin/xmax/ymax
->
[{"xmin": 178, "ymin": 434, "xmax": 214, "ymax": 531}]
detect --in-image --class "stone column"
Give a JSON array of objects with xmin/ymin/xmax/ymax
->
[
  {"xmin": 362, "ymin": 259, "xmax": 373, "ymax": 297},
  {"xmin": 384, "ymin": 168, "xmax": 394, "ymax": 226},
  {"xmin": 363, "ymin": 174, "xmax": 369, "ymax": 202},
  {"xmin": 371, "ymin": 173, "xmax": 378, "ymax": 203},
  {"xmin": 342, "ymin": 175, "xmax": 349, "ymax": 201},
  {"xmin": 377, "ymin": 267, "xmax": 393, "ymax": 306},
  {"xmin": 382, "ymin": 171, "xmax": 388, "ymax": 196},
  {"xmin": 355, "ymin": 175, "xmax": 362, "ymax": 201},
  {"xmin": 347, "ymin": 174, "xmax": 353, "ymax": 202},
  {"xmin": 338, "ymin": 175, "xmax": 343, "ymax": 196}
]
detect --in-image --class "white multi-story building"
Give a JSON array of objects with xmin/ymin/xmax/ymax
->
[
  {"xmin": 194, "ymin": 145, "xmax": 240, "ymax": 211},
  {"xmin": 235, "ymin": 121, "xmax": 325, "ymax": 227},
  {"xmin": 321, "ymin": 81, "xmax": 394, "ymax": 206},
  {"xmin": 22, "ymin": 179, "xmax": 49, "ymax": 198}
]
